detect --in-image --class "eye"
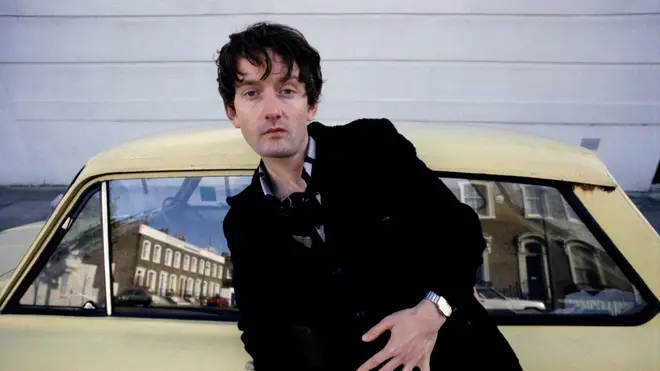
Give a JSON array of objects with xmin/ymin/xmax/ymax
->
[
  {"xmin": 243, "ymin": 90, "xmax": 258, "ymax": 98},
  {"xmin": 280, "ymin": 88, "xmax": 295, "ymax": 95}
]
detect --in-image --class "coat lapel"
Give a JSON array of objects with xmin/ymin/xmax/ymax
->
[{"xmin": 306, "ymin": 122, "xmax": 349, "ymax": 251}]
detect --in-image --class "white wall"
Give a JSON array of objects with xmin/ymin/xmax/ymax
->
[{"xmin": 0, "ymin": 1, "xmax": 659, "ymax": 190}]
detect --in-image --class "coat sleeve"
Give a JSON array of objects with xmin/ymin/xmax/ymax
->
[
  {"xmin": 356, "ymin": 118, "xmax": 486, "ymax": 312},
  {"xmin": 223, "ymin": 208, "xmax": 298, "ymax": 371}
]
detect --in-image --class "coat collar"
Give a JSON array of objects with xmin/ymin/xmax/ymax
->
[{"xmin": 226, "ymin": 121, "xmax": 329, "ymax": 209}]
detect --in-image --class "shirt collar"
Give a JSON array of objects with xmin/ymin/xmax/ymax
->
[{"xmin": 258, "ymin": 135, "xmax": 316, "ymax": 197}]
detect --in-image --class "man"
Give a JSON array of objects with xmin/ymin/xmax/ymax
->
[{"xmin": 217, "ymin": 22, "xmax": 522, "ymax": 370}]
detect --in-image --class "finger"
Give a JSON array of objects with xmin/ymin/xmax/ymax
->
[
  {"xmin": 420, "ymin": 355, "xmax": 431, "ymax": 371},
  {"xmin": 378, "ymin": 357, "xmax": 404, "ymax": 371},
  {"xmin": 402, "ymin": 363, "xmax": 416, "ymax": 371},
  {"xmin": 356, "ymin": 346, "xmax": 396, "ymax": 371},
  {"xmin": 363, "ymin": 316, "xmax": 395, "ymax": 342}
]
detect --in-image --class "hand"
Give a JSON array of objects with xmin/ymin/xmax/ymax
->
[{"xmin": 356, "ymin": 300, "xmax": 446, "ymax": 371}]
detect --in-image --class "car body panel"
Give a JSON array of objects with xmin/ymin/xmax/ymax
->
[
  {"xmin": 0, "ymin": 315, "xmax": 250, "ymax": 371},
  {"xmin": 77, "ymin": 122, "xmax": 615, "ymax": 188},
  {"xmin": 0, "ymin": 122, "xmax": 657, "ymax": 370},
  {"xmin": 574, "ymin": 187, "xmax": 660, "ymax": 295},
  {"xmin": 0, "ymin": 221, "xmax": 45, "ymax": 293},
  {"xmin": 501, "ymin": 315, "xmax": 660, "ymax": 370}
]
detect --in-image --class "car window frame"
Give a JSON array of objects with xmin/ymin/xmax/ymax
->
[{"xmin": 2, "ymin": 171, "xmax": 658, "ymax": 326}]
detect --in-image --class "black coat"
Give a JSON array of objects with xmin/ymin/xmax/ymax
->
[{"xmin": 224, "ymin": 118, "xmax": 522, "ymax": 370}]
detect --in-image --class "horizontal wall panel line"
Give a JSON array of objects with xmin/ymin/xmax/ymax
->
[
  {"xmin": 13, "ymin": 118, "xmax": 660, "ymax": 127},
  {"xmin": 1, "ymin": 0, "xmax": 657, "ymax": 17},
  {"xmin": 2, "ymin": 60, "xmax": 659, "ymax": 66},
  {"xmin": 1, "ymin": 13, "xmax": 659, "ymax": 18}
]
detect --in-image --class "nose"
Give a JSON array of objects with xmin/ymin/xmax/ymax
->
[{"xmin": 262, "ymin": 90, "xmax": 282, "ymax": 121}]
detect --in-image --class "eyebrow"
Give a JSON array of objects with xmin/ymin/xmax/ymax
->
[
  {"xmin": 236, "ymin": 76, "xmax": 301, "ymax": 88},
  {"xmin": 236, "ymin": 78, "xmax": 261, "ymax": 87}
]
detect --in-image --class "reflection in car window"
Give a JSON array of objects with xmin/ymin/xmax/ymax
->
[
  {"xmin": 442, "ymin": 178, "xmax": 648, "ymax": 316},
  {"xmin": 19, "ymin": 191, "xmax": 106, "ymax": 310},
  {"xmin": 108, "ymin": 177, "xmax": 248, "ymax": 313}
]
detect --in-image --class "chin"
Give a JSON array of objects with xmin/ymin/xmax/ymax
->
[{"xmin": 257, "ymin": 146, "xmax": 298, "ymax": 159}]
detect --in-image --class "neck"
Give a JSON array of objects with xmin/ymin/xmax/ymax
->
[{"xmin": 262, "ymin": 137, "xmax": 309, "ymax": 199}]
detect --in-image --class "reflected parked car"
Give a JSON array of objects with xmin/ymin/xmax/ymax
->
[
  {"xmin": 206, "ymin": 295, "xmax": 230, "ymax": 308},
  {"xmin": 474, "ymin": 285, "xmax": 546, "ymax": 312},
  {"xmin": 115, "ymin": 289, "xmax": 152, "ymax": 307}
]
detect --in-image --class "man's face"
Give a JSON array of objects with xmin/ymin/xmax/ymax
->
[{"xmin": 227, "ymin": 50, "xmax": 317, "ymax": 159}]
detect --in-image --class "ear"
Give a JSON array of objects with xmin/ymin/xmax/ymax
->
[
  {"xmin": 307, "ymin": 103, "xmax": 318, "ymax": 121},
  {"xmin": 225, "ymin": 105, "xmax": 239, "ymax": 128}
]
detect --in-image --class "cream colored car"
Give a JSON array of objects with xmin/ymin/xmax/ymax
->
[{"xmin": 0, "ymin": 122, "xmax": 658, "ymax": 371}]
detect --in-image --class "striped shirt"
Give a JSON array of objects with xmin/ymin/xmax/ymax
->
[{"xmin": 258, "ymin": 136, "xmax": 326, "ymax": 244}]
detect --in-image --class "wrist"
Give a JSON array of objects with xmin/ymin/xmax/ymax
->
[{"xmin": 417, "ymin": 299, "xmax": 446, "ymax": 330}]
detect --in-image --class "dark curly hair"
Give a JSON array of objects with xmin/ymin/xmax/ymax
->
[{"xmin": 215, "ymin": 22, "xmax": 324, "ymax": 111}]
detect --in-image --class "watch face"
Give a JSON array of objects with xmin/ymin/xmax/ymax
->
[{"xmin": 438, "ymin": 298, "xmax": 452, "ymax": 317}]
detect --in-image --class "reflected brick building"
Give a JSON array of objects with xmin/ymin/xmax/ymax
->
[
  {"xmin": 445, "ymin": 179, "xmax": 634, "ymax": 310},
  {"xmin": 112, "ymin": 222, "xmax": 228, "ymax": 304}
]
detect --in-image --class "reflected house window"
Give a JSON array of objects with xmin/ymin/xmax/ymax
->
[
  {"xmin": 173, "ymin": 252, "xmax": 181, "ymax": 268},
  {"xmin": 60, "ymin": 272, "xmax": 70, "ymax": 295},
  {"xmin": 179, "ymin": 275, "xmax": 186, "ymax": 296},
  {"xmin": 183, "ymin": 255, "xmax": 190, "ymax": 271},
  {"xmin": 566, "ymin": 242, "xmax": 605, "ymax": 290},
  {"xmin": 227, "ymin": 267, "xmax": 233, "ymax": 280},
  {"xmin": 544, "ymin": 188, "xmax": 570, "ymax": 220},
  {"xmin": 517, "ymin": 235, "xmax": 551, "ymax": 301},
  {"xmin": 153, "ymin": 244, "xmax": 162, "ymax": 264},
  {"xmin": 212, "ymin": 264, "xmax": 217, "ymax": 277},
  {"xmin": 159, "ymin": 271, "xmax": 168, "ymax": 296},
  {"xmin": 202, "ymin": 281, "xmax": 208, "ymax": 297},
  {"xmin": 476, "ymin": 236, "xmax": 492, "ymax": 284},
  {"xmin": 199, "ymin": 259, "xmax": 205, "ymax": 274},
  {"xmin": 194, "ymin": 279, "xmax": 201, "ymax": 296},
  {"xmin": 164, "ymin": 248, "xmax": 173, "ymax": 267},
  {"xmin": 205, "ymin": 261, "xmax": 211, "ymax": 276},
  {"xmin": 141, "ymin": 241, "xmax": 151, "ymax": 261},
  {"xmin": 186, "ymin": 277, "xmax": 194, "ymax": 295},
  {"xmin": 169, "ymin": 274, "xmax": 177, "ymax": 293},
  {"xmin": 564, "ymin": 199, "xmax": 581, "ymax": 222},
  {"xmin": 523, "ymin": 185, "xmax": 574, "ymax": 220},
  {"xmin": 146, "ymin": 270, "xmax": 156, "ymax": 292},
  {"xmin": 522, "ymin": 185, "xmax": 544, "ymax": 218},
  {"xmin": 190, "ymin": 257, "xmax": 197, "ymax": 273},
  {"xmin": 215, "ymin": 283, "xmax": 221, "ymax": 295},
  {"xmin": 459, "ymin": 181, "xmax": 494, "ymax": 218},
  {"xmin": 134, "ymin": 267, "xmax": 146, "ymax": 287},
  {"xmin": 218, "ymin": 265, "xmax": 223, "ymax": 279}
]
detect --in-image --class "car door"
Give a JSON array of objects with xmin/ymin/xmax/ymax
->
[
  {"xmin": 444, "ymin": 176, "xmax": 659, "ymax": 370},
  {"xmin": 0, "ymin": 175, "xmax": 254, "ymax": 371}
]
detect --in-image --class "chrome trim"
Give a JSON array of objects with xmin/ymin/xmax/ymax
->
[{"xmin": 101, "ymin": 182, "xmax": 113, "ymax": 316}]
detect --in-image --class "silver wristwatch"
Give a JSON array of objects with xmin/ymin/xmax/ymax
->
[{"xmin": 424, "ymin": 291, "xmax": 453, "ymax": 318}]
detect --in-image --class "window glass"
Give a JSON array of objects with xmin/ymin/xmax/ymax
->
[
  {"xmin": 441, "ymin": 178, "xmax": 649, "ymax": 316},
  {"xmin": 19, "ymin": 191, "xmax": 106, "ymax": 310},
  {"xmin": 108, "ymin": 177, "xmax": 247, "ymax": 313}
]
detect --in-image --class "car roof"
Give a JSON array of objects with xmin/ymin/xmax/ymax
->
[{"xmin": 75, "ymin": 121, "xmax": 617, "ymax": 188}]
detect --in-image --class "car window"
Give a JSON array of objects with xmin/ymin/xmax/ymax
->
[
  {"xmin": 441, "ymin": 178, "xmax": 648, "ymax": 316},
  {"xmin": 108, "ymin": 176, "xmax": 249, "ymax": 315},
  {"xmin": 18, "ymin": 190, "xmax": 106, "ymax": 311}
]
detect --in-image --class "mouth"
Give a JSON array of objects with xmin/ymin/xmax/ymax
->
[{"xmin": 264, "ymin": 128, "xmax": 286, "ymax": 135}]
